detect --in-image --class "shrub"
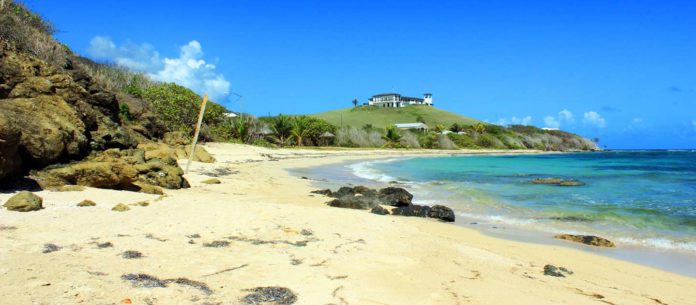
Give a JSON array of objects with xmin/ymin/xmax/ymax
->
[
  {"xmin": 400, "ymin": 131, "xmax": 420, "ymax": 148},
  {"xmin": 0, "ymin": 1, "xmax": 66, "ymax": 66},
  {"xmin": 118, "ymin": 103, "xmax": 131, "ymax": 122},
  {"xmin": 336, "ymin": 127, "xmax": 385, "ymax": 147}
]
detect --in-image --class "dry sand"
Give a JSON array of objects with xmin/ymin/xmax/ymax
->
[{"xmin": 1, "ymin": 143, "xmax": 695, "ymax": 305}]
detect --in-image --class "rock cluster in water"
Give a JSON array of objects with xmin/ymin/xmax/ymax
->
[{"xmin": 315, "ymin": 186, "xmax": 455, "ymax": 222}]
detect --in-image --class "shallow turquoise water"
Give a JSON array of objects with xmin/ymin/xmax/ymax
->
[{"xmin": 353, "ymin": 151, "xmax": 696, "ymax": 252}]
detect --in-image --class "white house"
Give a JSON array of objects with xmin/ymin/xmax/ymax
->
[
  {"xmin": 395, "ymin": 122, "xmax": 429, "ymax": 132},
  {"xmin": 368, "ymin": 93, "xmax": 432, "ymax": 108}
]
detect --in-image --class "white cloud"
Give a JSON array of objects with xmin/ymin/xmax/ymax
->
[
  {"xmin": 558, "ymin": 109, "xmax": 574, "ymax": 123},
  {"xmin": 497, "ymin": 116, "xmax": 532, "ymax": 126},
  {"xmin": 632, "ymin": 117, "xmax": 643, "ymax": 124},
  {"xmin": 544, "ymin": 116, "xmax": 560, "ymax": 128},
  {"xmin": 87, "ymin": 37, "xmax": 230, "ymax": 102},
  {"xmin": 583, "ymin": 111, "xmax": 606, "ymax": 128}
]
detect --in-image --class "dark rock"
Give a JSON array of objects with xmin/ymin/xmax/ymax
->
[
  {"xmin": 3, "ymin": 191, "xmax": 43, "ymax": 212},
  {"xmin": 122, "ymin": 250, "xmax": 143, "ymax": 259},
  {"xmin": 377, "ymin": 187, "xmax": 413, "ymax": 207},
  {"xmin": 96, "ymin": 242, "xmax": 113, "ymax": 248},
  {"xmin": 310, "ymin": 189, "xmax": 332, "ymax": 196},
  {"xmin": 327, "ymin": 195, "xmax": 380, "ymax": 210},
  {"xmin": 204, "ymin": 240, "xmax": 231, "ymax": 248},
  {"xmin": 427, "ymin": 205, "xmax": 456, "ymax": 222},
  {"xmin": 331, "ymin": 186, "xmax": 376, "ymax": 198},
  {"xmin": 391, "ymin": 205, "xmax": 431, "ymax": 217},
  {"xmin": 241, "ymin": 286, "xmax": 297, "ymax": 305},
  {"xmin": 0, "ymin": 114, "xmax": 22, "ymax": 181},
  {"xmin": 370, "ymin": 205, "xmax": 390, "ymax": 215},
  {"xmin": 42, "ymin": 243, "xmax": 61, "ymax": 253},
  {"xmin": 554, "ymin": 234, "xmax": 615, "ymax": 247},
  {"xmin": 543, "ymin": 264, "xmax": 573, "ymax": 277}
]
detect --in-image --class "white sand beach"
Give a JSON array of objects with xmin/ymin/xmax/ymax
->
[{"xmin": 1, "ymin": 143, "xmax": 695, "ymax": 305}]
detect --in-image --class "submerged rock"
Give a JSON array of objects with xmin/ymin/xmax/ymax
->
[
  {"xmin": 530, "ymin": 178, "xmax": 585, "ymax": 187},
  {"xmin": 554, "ymin": 234, "xmax": 615, "ymax": 247},
  {"xmin": 3, "ymin": 191, "xmax": 43, "ymax": 212},
  {"xmin": 428, "ymin": 205, "xmax": 456, "ymax": 222}
]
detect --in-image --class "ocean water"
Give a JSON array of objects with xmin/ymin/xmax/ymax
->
[{"xmin": 349, "ymin": 151, "xmax": 696, "ymax": 254}]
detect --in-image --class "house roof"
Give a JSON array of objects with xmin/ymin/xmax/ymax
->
[
  {"xmin": 394, "ymin": 123, "xmax": 428, "ymax": 129},
  {"xmin": 372, "ymin": 93, "xmax": 401, "ymax": 97}
]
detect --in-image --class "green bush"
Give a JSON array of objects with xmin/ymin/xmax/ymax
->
[{"xmin": 141, "ymin": 82, "xmax": 228, "ymax": 138}]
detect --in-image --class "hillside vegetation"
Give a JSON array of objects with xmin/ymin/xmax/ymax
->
[{"xmin": 311, "ymin": 105, "xmax": 481, "ymax": 128}]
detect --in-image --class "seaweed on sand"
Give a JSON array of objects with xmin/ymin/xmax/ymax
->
[{"xmin": 241, "ymin": 286, "xmax": 297, "ymax": 305}]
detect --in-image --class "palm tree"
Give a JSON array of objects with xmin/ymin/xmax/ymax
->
[
  {"xmin": 434, "ymin": 124, "xmax": 446, "ymax": 133},
  {"xmin": 382, "ymin": 126, "xmax": 402, "ymax": 148},
  {"xmin": 470, "ymin": 123, "xmax": 486, "ymax": 135},
  {"xmin": 269, "ymin": 114, "xmax": 293, "ymax": 146},
  {"xmin": 450, "ymin": 123, "xmax": 463, "ymax": 133},
  {"xmin": 352, "ymin": 99, "xmax": 358, "ymax": 107},
  {"xmin": 291, "ymin": 116, "xmax": 311, "ymax": 146}
]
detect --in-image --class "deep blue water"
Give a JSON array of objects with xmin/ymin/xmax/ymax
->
[{"xmin": 352, "ymin": 151, "xmax": 696, "ymax": 252}]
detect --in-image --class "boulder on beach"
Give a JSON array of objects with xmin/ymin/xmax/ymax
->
[
  {"xmin": 331, "ymin": 185, "xmax": 376, "ymax": 198},
  {"xmin": 3, "ymin": 191, "xmax": 43, "ymax": 212},
  {"xmin": 77, "ymin": 199, "xmax": 96, "ymax": 207},
  {"xmin": 391, "ymin": 204, "xmax": 431, "ymax": 217},
  {"xmin": 327, "ymin": 195, "xmax": 380, "ymax": 210},
  {"xmin": 428, "ymin": 205, "xmax": 456, "ymax": 222},
  {"xmin": 378, "ymin": 187, "xmax": 413, "ymax": 207},
  {"xmin": 554, "ymin": 234, "xmax": 615, "ymax": 247},
  {"xmin": 543, "ymin": 264, "xmax": 573, "ymax": 277},
  {"xmin": 370, "ymin": 205, "xmax": 390, "ymax": 215},
  {"xmin": 112, "ymin": 203, "xmax": 130, "ymax": 212},
  {"xmin": 201, "ymin": 178, "xmax": 221, "ymax": 184}
]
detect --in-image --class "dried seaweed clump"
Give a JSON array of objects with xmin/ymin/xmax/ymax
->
[{"xmin": 241, "ymin": 286, "xmax": 297, "ymax": 305}]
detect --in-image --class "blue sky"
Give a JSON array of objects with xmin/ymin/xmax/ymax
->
[{"xmin": 27, "ymin": 0, "xmax": 696, "ymax": 148}]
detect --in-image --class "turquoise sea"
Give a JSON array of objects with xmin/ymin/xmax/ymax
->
[{"xmin": 350, "ymin": 151, "xmax": 696, "ymax": 253}]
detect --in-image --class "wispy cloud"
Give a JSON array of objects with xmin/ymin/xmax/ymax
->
[
  {"xmin": 87, "ymin": 36, "xmax": 230, "ymax": 102},
  {"xmin": 583, "ymin": 111, "xmax": 606, "ymax": 128},
  {"xmin": 668, "ymin": 85, "xmax": 682, "ymax": 93},
  {"xmin": 542, "ymin": 109, "xmax": 574, "ymax": 129},
  {"xmin": 497, "ymin": 116, "xmax": 532, "ymax": 126}
]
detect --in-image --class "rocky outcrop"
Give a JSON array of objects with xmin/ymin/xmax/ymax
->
[
  {"xmin": 34, "ymin": 146, "xmax": 189, "ymax": 191},
  {"xmin": 554, "ymin": 234, "xmax": 615, "ymax": 247},
  {"xmin": 3, "ymin": 191, "xmax": 43, "ymax": 212},
  {"xmin": 0, "ymin": 43, "xmax": 139, "ymax": 181},
  {"xmin": 322, "ymin": 185, "xmax": 455, "ymax": 222}
]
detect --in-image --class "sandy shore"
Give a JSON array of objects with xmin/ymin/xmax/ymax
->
[{"xmin": 1, "ymin": 143, "xmax": 695, "ymax": 305}]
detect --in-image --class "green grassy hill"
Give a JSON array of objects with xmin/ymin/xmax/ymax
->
[{"xmin": 310, "ymin": 105, "xmax": 481, "ymax": 129}]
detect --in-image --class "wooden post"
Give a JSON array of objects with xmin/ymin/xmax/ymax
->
[{"xmin": 185, "ymin": 93, "xmax": 208, "ymax": 174}]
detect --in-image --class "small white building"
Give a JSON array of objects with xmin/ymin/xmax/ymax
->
[
  {"xmin": 368, "ymin": 93, "xmax": 433, "ymax": 108},
  {"xmin": 542, "ymin": 127, "xmax": 559, "ymax": 131},
  {"xmin": 394, "ymin": 122, "xmax": 429, "ymax": 132}
]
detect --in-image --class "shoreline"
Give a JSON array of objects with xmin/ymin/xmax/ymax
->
[
  {"xmin": 1, "ymin": 143, "xmax": 695, "ymax": 304},
  {"xmin": 293, "ymin": 153, "xmax": 696, "ymax": 278}
]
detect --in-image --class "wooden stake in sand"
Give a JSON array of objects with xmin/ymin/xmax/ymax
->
[{"xmin": 185, "ymin": 93, "xmax": 208, "ymax": 174}]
